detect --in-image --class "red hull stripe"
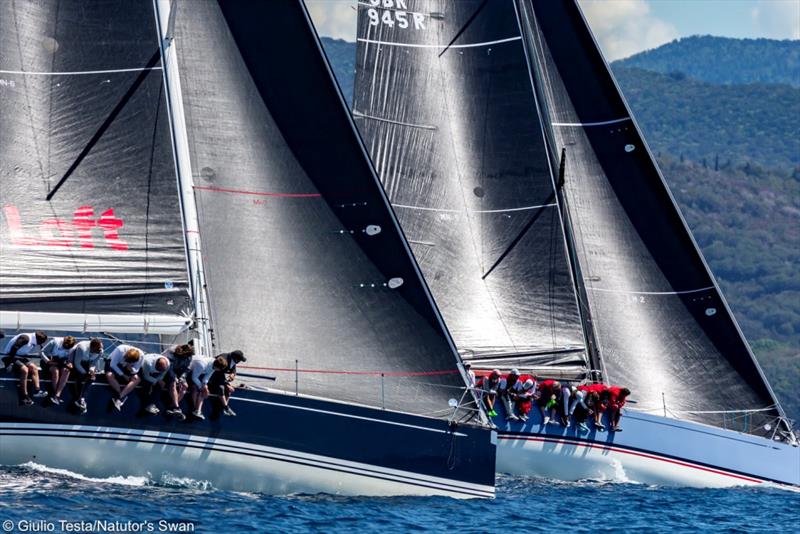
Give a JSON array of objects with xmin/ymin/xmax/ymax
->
[
  {"xmin": 499, "ymin": 435, "xmax": 763, "ymax": 484},
  {"xmin": 193, "ymin": 185, "xmax": 321, "ymax": 198}
]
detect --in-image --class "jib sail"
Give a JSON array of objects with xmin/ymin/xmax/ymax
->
[
  {"xmin": 352, "ymin": 0, "xmax": 587, "ymax": 375},
  {"xmin": 0, "ymin": 0, "xmax": 191, "ymax": 333},
  {"xmin": 172, "ymin": 0, "xmax": 471, "ymax": 417}
]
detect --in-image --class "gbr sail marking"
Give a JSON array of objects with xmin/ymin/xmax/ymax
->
[{"xmin": 365, "ymin": 0, "xmax": 426, "ymax": 30}]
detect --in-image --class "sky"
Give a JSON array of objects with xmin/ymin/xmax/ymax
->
[{"xmin": 305, "ymin": 0, "xmax": 800, "ymax": 60}]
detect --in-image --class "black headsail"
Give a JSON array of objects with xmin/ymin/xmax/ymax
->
[
  {"xmin": 352, "ymin": 0, "xmax": 587, "ymax": 375},
  {"xmin": 517, "ymin": 0, "xmax": 785, "ymax": 432},
  {"xmin": 0, "ymin": 0, "xmax": 191, "ymax": 332},
  {"xmin": 171, "ymin": 0, "xmax": 472, "ymax": 417}
]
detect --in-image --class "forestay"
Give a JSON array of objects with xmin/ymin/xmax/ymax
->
[
  {"xmin": 0, "ymin": 0, "xmax": 191, "ymax": 332},
  {"xmin": 518, "ymin": 0, "xmax": 784, "ymax": 431},
  {"xmin": 353, "ymin": 0, "xmax": 587, "ymax": 373},
  {"xmin": 173, "ymin": 0, "xmax": 470, "ymax": 417}
]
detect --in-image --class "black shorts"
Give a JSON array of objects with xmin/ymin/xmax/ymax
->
[
  {"xmin": 45, "ymin": 357, "xmax": 70, "ymax": 369},
  {"xmin": 164, "ymin": 369, "xmax": 184, "ymax": 384},
  {"xmin": 104, "ymin": 360, "xmax": 134, "ymax": 381},
  {"xmin": 9, "ymin": 357, "xmax": 31, "ymax": 368}
]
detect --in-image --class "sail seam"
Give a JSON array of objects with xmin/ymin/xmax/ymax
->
[
  {"xmin": 356, "ymin": 36, "xmax": 522, "ymax": 50},
  {"xmin": 352, "ymin": 110, "xmax": 437, "ymax": 130},
  {"xmin": 586, "ymin": 286, "xmax": 715, "ymax": 296},
  {"xmin": 392, "ymin": 202, "xmax": 557, "ymax": 214},
  {"xmin": 551, "ymin": 117, "xmax": 631, "ymax": 127},
  {"xmin": 0, "ymin": 67, "xmax": 163, "ymax": 76}
]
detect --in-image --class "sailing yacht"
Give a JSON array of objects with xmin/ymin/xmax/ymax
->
[
  {"xmin": 352, "ymin": 0, "xmax": 799, "ymax": 487},
  {"xmin": 0, "ymin": 0, "xmax": 496, "ymax": 498}
]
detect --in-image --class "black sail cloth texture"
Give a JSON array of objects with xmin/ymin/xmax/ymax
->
[
  {"xmin": 0, "ymin": 0, "xmax": 190, "ymax": 317},
  {"xmin": 175, "ymin": 0, "xmax": 468, "ymax": 417},
  {"xmin": 353, "ymin": 0, "xmax": 587, "ymax": 371},
  {"xmin": 518, "ymin": 0, "xmax": 782, "ymax": 431}
]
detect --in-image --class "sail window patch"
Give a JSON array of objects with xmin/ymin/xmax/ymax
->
[
  {"xmin": 705, "ymin": 308, "xmax": 717, "ymax": 316},
  {"xmin": 624, "ymin": 144, "xmax": 636, "ymax": 153},
  {"xmin": 473, "ymin": 187, "xmax": 485, "ymax": 198},
  {"xmin": 365, "ymin": 225, "xmax": 382, "ymax": 236},
  {"xmin": 388, "ymin": 278, "xmax": 404, "ymax": 289}
]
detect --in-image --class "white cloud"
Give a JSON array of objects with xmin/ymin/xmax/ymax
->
[
  {"xmin": 751, "ymin": 0, "xmax": 800, "ymax": 39},
  {"xmin": 305, "ymin": 0, "xmax": 357, "ymax": 41},
  {"xmin": 578, "ymin": 0, "xmax": 679, "ymax": 60}
]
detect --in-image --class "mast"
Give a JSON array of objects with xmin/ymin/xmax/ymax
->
[{"xmin": 152, "ymin": 0, "xmax": 213, "ymax": 356}]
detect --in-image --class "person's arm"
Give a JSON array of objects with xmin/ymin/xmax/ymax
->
[
  {"xmin": 6, "ymin": 336, "xmax": 29, "ymax": 358},
  {"xmin": 108, "ymin": 348, "xmax": 124, "ymax": 374},
  {"xmin": 40, "ymin": 340, "xmax": 55, "ymax": 363}
]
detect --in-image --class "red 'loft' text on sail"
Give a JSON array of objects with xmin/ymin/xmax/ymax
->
[{"xmin": 2, "ymin": 205, "xmax": 129, "ymax": 251}]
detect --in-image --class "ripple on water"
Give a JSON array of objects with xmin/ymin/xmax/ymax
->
[{"xmin": 0, "ymin": 464, "xmax": 796, "ymax": 532}]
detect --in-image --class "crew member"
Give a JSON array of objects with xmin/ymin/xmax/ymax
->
[
  {"xmin": 512, "ymin": 376, "xmax": 536, "ymax": 422},
  {"xmin": 40, "ymin": 335, "xmax": 77, "ymax": 405},
  {"xmin": 464, "ymin": 362, "xmax": 476, "ymax": 387},
  {"xmin": 2, "ymin": 331, "xmax": 49, "ymax": 405},
  {"xmin": 559, "ymin": 382, "xmax": 573, "ymax": 427},
  {"xmin": 476, "ymin": 369, "xmax": 502, "ymax": 417},
  {"xmin": 498, "ymin": 369, "xmax": 521, "ymax": 421},
  {"xmin": 208, "ymin": 350, "xmax": 246, "ymax": 417},
  {"xmin": 606, "ymin": 386, "xmax": 631, "ymax": 432},
  {"xmin": 187, "ymin": 355, "xmax": 226, "ymax": 420},
  {"xmin": 69, "ymin": 338, "xmax": 104, "ymax": 413},
  {"xmin": 162, "ymin": 343, "xmax": 194, "ymax": 420},
  {"xmin": 140, "ymin": 354, "xmax": 171, "ymax": 415},
  {"xmin": 105, "ymin": 344, "xmax": 143, "ymax": 411},
  {"xmin": 571, "ymin": 386, "xmax": 600, "ymax": 432},
  {"xmin": 580, "ymin": 383, "xmax": 609, "ymax": 431},
  {"xmin": 536, "ymin": 379, "xmax": 561, "ymax": 425}
]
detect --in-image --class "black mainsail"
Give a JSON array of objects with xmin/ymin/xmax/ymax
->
[
  {"xmin": 0, "ymin": 0, "xmax": 190, "ymax": 332},
  {"xmin": 517, "ymin": 0, "xmax": 784, "ymax": 430},
  {"xmin": 353, "ymin": 0, "xmax": 587, "ymax": 375},
  {"xmin": 174, "ymin": 0, "xmax": 473, "ymax": 416}
]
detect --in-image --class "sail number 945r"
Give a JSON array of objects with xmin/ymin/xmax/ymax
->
[{"xmin": 366, "ymin": 0, "xmax": 427, "ymax": 30}]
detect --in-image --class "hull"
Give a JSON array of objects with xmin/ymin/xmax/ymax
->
[
  {"xmin": 494, "ymin": 407, "xmax": 799, "ymax": 488},
  {"xmin": 0, "ymin": 376, "xmax": 495, "ymax": 498}
]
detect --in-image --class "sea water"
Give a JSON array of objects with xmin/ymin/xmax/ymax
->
[{"xmin": 0, "ymin": 464, "xmax": 795, "ymax": 533}]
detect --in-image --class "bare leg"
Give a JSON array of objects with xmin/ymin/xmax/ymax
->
[
  {"xmin": 18, "ymin": 366, "xmax": 29, "ymax": 397},
  {"xmin": 106, "ymin": 372, "xmax": 122, "ymax": 396},
  {"xmin": 118, "ymin": 375, "xmax": 140, "ymax": 400},
  {"xmin": 55, "ymin": 365, "xmax": 71, "ymax": 397},
  {"xmin": 29, "ymin": 364, "xmax": 40, "ymax": 392},
  {"xmin": 49, "ymin": 365, "xmax": 60, "ymax": 395}
]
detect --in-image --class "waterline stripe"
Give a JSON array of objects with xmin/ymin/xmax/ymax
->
[
  {"xmin": 498, "ymin": 434, "xmax": 763, "ymax": 484},
  {"xmin": 551, "ymin": 117, "xmax": 631, "ymax": 127},
  {"xmin": 0, "ymin": 67, "xmax": 163, "ymax": 76},
  {"xmin": 357, "ymin": 36, "xmax": 521, "ymax": 50},
  {"xmin": 1, "ymin": 424, "xmax": 492, "ymax": 497}
]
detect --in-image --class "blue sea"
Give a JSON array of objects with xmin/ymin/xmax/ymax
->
[{"xmin": 0, "ymin": 464, "xmax": 796, "ymax": 533}]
